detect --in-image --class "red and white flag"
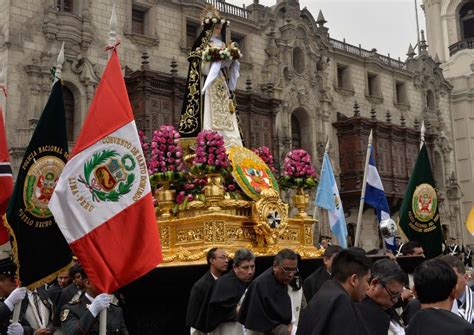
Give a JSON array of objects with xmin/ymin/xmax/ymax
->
[
  {"xmin": 49, "ymin": 49, "xmax": 162, "ymax": 293},
  {"xmin": 0, "ymin": 106, "xmax": 12, "ymax": 249}
]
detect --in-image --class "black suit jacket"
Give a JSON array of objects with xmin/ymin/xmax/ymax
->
[
  {"xmin": 303, "ymin": 266, "xmax": 330, "ymax": 303},
  {"xmin": 297, "ymin": 280, "xmax": 369, "ymax": 335}
]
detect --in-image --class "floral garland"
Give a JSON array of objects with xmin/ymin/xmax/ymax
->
[
  {"xmin": 280, "ymin": 149, "xmax": 318, "ymax": 190},
  {"xmin": 202, "ymin": 17, "xmax": 230, "ymax": 27},
  {"xmin": 148, "ymin": 125, "xmax": 185, "ymax": 187},
  {"xmin": 192, "ymin": 130, "xmax": 229, "ymax": 174},
  {"xmin": 201, "ymin": 42, "xmax": 242, "ymax": 62},
  {"xmin": 253, "ymin": 146, "xmax": 276, "ymax": 173}
]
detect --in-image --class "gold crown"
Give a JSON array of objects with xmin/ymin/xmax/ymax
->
[{"xmin": 200, "ymin": 4, "xmax": 230, "ymax": 27}]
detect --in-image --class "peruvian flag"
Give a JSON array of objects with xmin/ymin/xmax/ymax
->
[
  {"xmin": 49, "ymin": 49, "xmax": 162, "ymax": 293},
  {"xmin": 0, "ymin": 106, "xmax": 12, "ymax": 248}
]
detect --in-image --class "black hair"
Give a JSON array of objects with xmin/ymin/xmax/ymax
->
[
  {"xmin": 401, "ymin": 241, "xmax": 423, "ymax": 256},
  {"xmin": 69, "ymin": 264, "xmax": 86, "ymax": 279},
  {"xmin": 332, "ymin": 249, "xmax": 372, "ymax": 283},
  {"xmin": 207, "ymin": 247, "xmax": 219, "ymax": 266},
  {"xmin": 233, "ymin": 248, "xmax": 255, "ymax": 267},
  {"xmin": 347, "ymin": 246, "xmax": 367, "ymax": 256},
  {"xmin": 323, "ymin": 245, "xmax": 343, "ymax": 259},
  {"xmin": 413, "ymin": 259, "xmax": 457, "ymax": 304},
  {"xmin": 370, "ymin": 259, "xmax": 408, "ymax": 286},
  {"xmin": 439, "ymin": 255, "xmax": 466, "ymax": 275},
  {"xmin": 274, "ymin": 248, "xmax": 298, "ymax": 265}
]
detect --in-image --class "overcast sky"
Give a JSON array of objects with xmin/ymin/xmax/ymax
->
[{"xmin": 226, "ymin": 0, "xmax": 426, "ymax": 61}]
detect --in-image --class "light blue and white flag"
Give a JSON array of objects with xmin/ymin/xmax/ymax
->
[
  {"xmin": 365, "ymin": 148, "xmax": 396, "ymax": 251},
  {"xmin": 315, "ymin": 153, "xmax": 347, "ymax": 248}
]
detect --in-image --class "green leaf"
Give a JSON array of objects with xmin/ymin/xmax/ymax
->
[{"xmin": 84, "ymin": 149, "xmax": 118, "ymax": 182}]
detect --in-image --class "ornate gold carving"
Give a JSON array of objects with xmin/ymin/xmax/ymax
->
[
  {"xmin": 176, "ymin": 228, "xmax": 204, "ymax": 243},
  {"xmin": 204, "ymin": 221, "xmax": 225, "ymax": 243},
  {"xmin": 252, "ymin": 188, "xmax": 289, "ymax": 246},
  {"xmin": 160, "ymin": 225, "xmax": 170, "ymax": 249},
  {"xmin": 204, "ymin": 174, "xmax": 225, "ymax": 210},
  {"xmin": 280, "ymin": 228, "xmax": 299, "ymax": 241},
  {"xmin": 292, "ymin": 188, "xmax": 310, "ymax": 218},
  {"xmin": 304, "ymin": 225, "xmax": 313, "ymax": 245}
]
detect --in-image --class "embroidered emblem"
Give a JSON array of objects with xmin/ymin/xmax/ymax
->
[
  {"xmin": 412, "ymin": 183, "xmax": 437, "ymax": 222},
  {"xmin": 78, "ymin": 149, "xmax": 136, "ymax": 203}
]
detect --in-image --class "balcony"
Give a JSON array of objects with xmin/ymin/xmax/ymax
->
[{"xmin": 449, "ymin": 38, "xmax": 474, "ymax": 56}]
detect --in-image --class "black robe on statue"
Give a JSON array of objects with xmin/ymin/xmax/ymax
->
[
  {"xmin": 296, "ymin": 280, "xmax": 369, "ymax": 335},
  {"xmin": 207, "ymin": 270, "xmax": 247, "ymax": 331},
  {"xmin": 302, "ymin": 266, "xmax": 330, "ymax": 303},
  {"xmin": 356, "ymin": 296, "xmax": 391, "ymax": 335},
  {"xmin": 237, "ymin": 267, "xmax": 292, "ymax": 333},
  {"xmin": 186, "ymin": 271, "xmax": 215, "ymax": 332},
  {"xmin": 406, "ymin": 308, "xmax": 474, "ymax": 335}
]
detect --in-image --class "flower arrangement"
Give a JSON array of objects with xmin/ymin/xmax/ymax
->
[
  {"xmin": 202, "ymin": 17, "xmax": 230, "ymax": 27},
  {"xmin": 192, "ymin": 130, "xmax": 229, "ymax": 174},
  {"xmin": 280, "ymin": 149, "xmax": 318, "ymax": 190},
  {"xmin": 148, "ymin": 125, "xmax": 185, "ymax": 187},
  {"xmin": 253, "ymin": 146, "xmax": 276, "ymax": 173},
  {"xmin": 201, "ymin": 43, "xmax": 242, "ymax": 62}
]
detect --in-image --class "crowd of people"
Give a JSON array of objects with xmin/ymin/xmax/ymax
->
[
  {"xmin": 0, "ymin": 241, "xmax": 473, "ymax": 334},
  {"xmin": 186, "ymin": 244, "xmax": 474, "ymax": 335},
  {"xmin": 0, "ymin": 259, "xmax": 128, "ymax": 334}
]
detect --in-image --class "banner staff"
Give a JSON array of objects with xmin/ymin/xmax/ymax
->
[{"xmin": 354, "ymin": 129, "xmax": 373, "ymax": 248}]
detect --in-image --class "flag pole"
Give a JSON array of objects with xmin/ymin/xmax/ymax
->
[
  {"xmin": 354, "ymin": 129, "xmax": 373, "ymax": 248},
  {"xmin": 54, "ymin": 42, "xmax": 65, "ymax": 85},
  {"xmin": 99, "ymin": 4, "xmax": 117, "ymax": 334},
  {"xmin": 420, "ymin": 120, "xmax": 425, "ymax": 149}
]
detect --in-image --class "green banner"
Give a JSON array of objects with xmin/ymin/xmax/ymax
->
[
  {"xmin": 399, "ymin": 143, "xmax": 443, "ymax": 259},
  {"xmin": 4, "ymin": 81, "xmax": 72, "ymax": 288}
]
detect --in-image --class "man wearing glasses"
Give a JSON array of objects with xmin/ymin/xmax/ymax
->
[
  {"xmin": 238, "ymin": 248, "xmax": 303, "ymax": 335},
  {"xmin": 356, "ymin": 259, "xmax": 407, "ymax": 335},
  {"xmin": 296, "ymin": 249, "xmax": 372, "ymax": 335},
  {"xmin": 186, "ymin": 248, "xmax": 229, "ymax": 335},
  {"xmin": 207, "ymin": 248, "xmax": 256, "ymax": 334}
]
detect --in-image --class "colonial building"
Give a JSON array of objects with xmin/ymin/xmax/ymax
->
[
  {"xmin": 0, "ymin": 0, "xmax": 464, "ymax": 248},
  {"xmin": 423, "ymin": 0, "xmax": 474, "ymax": 244}
]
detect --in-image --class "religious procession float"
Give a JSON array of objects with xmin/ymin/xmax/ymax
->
[{"xmin": 142, "ymin": 5, "xmax": 323, "ymax": 266}]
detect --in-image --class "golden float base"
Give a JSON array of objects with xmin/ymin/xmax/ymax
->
[{"xmin": 158, "ymin": 209, "xmax": 322, "ymax": 266}]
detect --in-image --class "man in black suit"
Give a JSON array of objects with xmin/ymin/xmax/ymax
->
[
  {"xmin": 303, "ymin": 245, "xmax": 342, "ymax": 302},
  {"xmin": 186, "ymin": 247, "xmax": 228, "ymax": 334},
  {"xmin": 356, "ymin": 259, "xmax": 407, "ymax": 334},
  {"xmin": 296, "ymin": 249, "xmax": 372, "ymax": 335},
  {"xmin": 407, "ymin": 259, "xmax": 474, "ymax": 335}
]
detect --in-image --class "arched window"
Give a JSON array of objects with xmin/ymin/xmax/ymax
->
[
  {"xmin": 426, "ymin": 90, "xmax": 435, "ymax": 111},
  {"xmin": 460, "ymin": 3, "xmax": 474, "ymax": 40},
  {"xmin": 57, "ymin": 0, "xmax": 73, "ymax": 12},
  {"xmin": 293, "ymin": 47, "xmax": 305, "ymax": 74},
  {"xmin": 63, "ymin": 86, "xmax": 75, "ymax": 142},
  {"xmin": 291, "ymin": 114, "xmax": 301, "ymax": 149}
]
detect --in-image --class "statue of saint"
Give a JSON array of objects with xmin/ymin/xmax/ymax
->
[{"xmin": 179, "ymin": 5, "xmax": 243, "ymax": 149}]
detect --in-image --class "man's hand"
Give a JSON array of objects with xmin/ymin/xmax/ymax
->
[
  {"xmin": 4, "ymin": 288, "xmax": 27, "ymax": 311},
  {"xmin": 88, "ymin": 293, "xmax": 111, "ymax": 317},
  {"xmin": 7, "ymin": 323, "xmax": 24, "ymax": 335}
]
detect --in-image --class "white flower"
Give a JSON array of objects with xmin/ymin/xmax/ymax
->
[
  {"xmin": 226, "ymin": 21, "xmax": 230, "ymax": 26},
  {"xmin": 212, "ymin": 18, "xmax": 218, "ymax": 23},
  {"xmin": 220, "ymin": 19, "xmax": 226, "ymax": 24},
  {"xmin": 205, "ymin": 18, "xmax": 210, "ymax": 24}
]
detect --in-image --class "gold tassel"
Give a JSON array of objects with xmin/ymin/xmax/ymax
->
[{"xmin": 229, "ymin": 99, "xmax": 236, "ymax": 114}]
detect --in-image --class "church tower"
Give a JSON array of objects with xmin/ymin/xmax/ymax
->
[{"xmin": 423, "ymin": 0, "xmax": 474, "ymax": 242}]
